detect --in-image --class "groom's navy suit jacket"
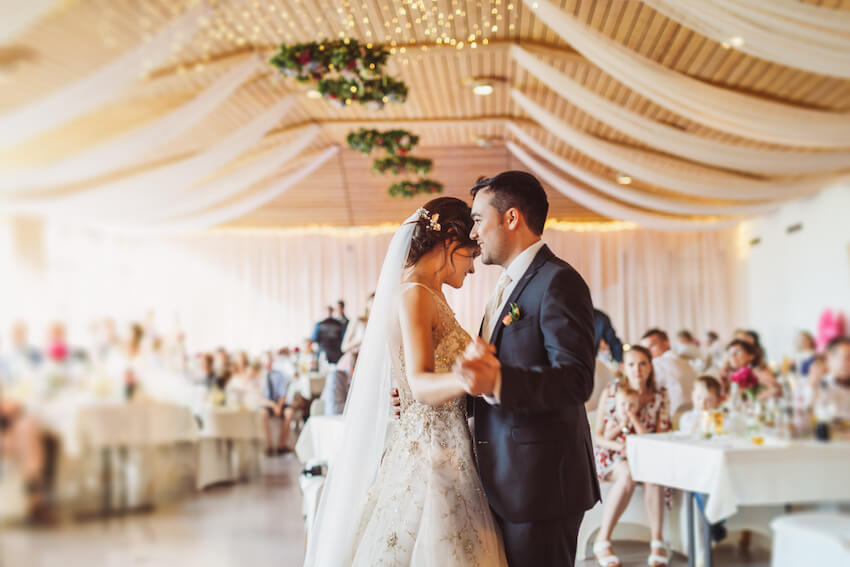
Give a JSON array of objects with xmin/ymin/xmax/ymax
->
[{"xmin": 472, "ymin": 244, "xmax": 601, "ymax": 523}]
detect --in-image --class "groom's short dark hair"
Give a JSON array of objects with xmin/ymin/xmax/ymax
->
[{"xmin": 470, "ymin": 171, "xmax": 548, "ymax": 235}]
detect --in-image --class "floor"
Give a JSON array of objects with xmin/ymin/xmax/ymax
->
[{"xmin": 0, "ymin": 455, "xmax": 769, "ymax": 567}]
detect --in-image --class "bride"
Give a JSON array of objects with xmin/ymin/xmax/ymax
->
[{"xmin": 305, "ymin": 197, "xmax": 507, "ymax": 566}]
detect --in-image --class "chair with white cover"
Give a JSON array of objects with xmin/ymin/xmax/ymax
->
[{"xmin": 770, "ymin": 512, "xmax": 850, "ymax": 567}]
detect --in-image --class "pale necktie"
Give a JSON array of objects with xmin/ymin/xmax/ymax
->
[{"xmin": 483, "ymin": 271, "xmax": 512, "ymax": 342}]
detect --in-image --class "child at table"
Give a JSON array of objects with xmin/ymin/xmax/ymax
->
[{"xmin": 678, "ymin": 376, "xmax": 723, "ymax": 435}]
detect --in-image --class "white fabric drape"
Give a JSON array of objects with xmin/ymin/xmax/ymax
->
[
  {"xmin": 0, "ymin": 218, "xmax": 739, "ymax": 354},
  {"xmin": 511, "ymin": 90, "xmax": 837, "ymax": 201},
  {"xmin": 1, "ymin": 56, "xmax": 264, "ymax": 192},
  {"xmin": 0, "ymin": 0, "xmax": 57, "ymax": 43},
  {"xmin": 0, "ymin": 3, "xmax": 207, "ymax": 150},
  {"xmin": 507, "ymin": 123, "xmax": 781, "ymax": 217},
  {"xmin": 5, "ymin": 95, "xmax": 296, "ymax": 218},
  {"xmin": 507, "ymin": 140, "xmax": 741, "ymax": 231},
  {"xmin": 511, "ymin": 46, "xmax": 850, "ymax": 175},
  {"xmin": 644, "ymin": 0, "xmax": 850, "ymax": 79},
  {"xmin": 103, "ymin": 145, "xmax": 339, "ymax": 234},
  {"xmin": 117, "ymin": 125, "xmax": 322, "ymax": 224},
  {"xmin": 523, "ymin": 0, "xmax": 850, "ymax": 148}
]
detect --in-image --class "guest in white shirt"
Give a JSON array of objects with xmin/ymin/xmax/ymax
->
[
  {"xmin": 673, "ymin": 330, "xmax": 702, "ymax": 362},
  {"xmin": 703, "ymin": 331, "xmax": 725, "ymax": 373},
  {"xmin": 641, "ymin": 328, "xmax": 698, "ymax": 415},
  {"xmin": 678, "ymin": 376, "xmax": 723, "ymax": 435}
]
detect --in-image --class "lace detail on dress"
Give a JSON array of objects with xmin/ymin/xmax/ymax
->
[{"xmin": 350, "ymin": 282, "xmax": 507, "ymax": 567}]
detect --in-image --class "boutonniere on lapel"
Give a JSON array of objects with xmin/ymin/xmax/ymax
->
[{"xmin": 502, "ymin": 303, "xmax": 521, "ymax": 327}]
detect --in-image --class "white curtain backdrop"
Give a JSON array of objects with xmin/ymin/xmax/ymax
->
[
  {"xmin": 0, "ymin": 3, "xmax": 207, "ymax": 150},
  {"xmin": 0, "ymin": 55, "xmax": 264, "ymax": 192},
  {"xmin": 0, "ymin": 218, "xmax": 740, "ymax": 354},
  {"xmin": 507, "ymin": 123, "xmax": 781, "ymax": 217},
  {"xmin": 511, "ymin": 46, "xmax": 850, "ymax": 175},
  {"xmin": 0, "ymin": 0, "xmax": 57, "ymax": 43},
  {"xmin": 522, "ymin": 0, "xmax": 850, "ymax": 148},
  {"xmin": 644, "ymin": 0, "xmax": 850, "ymax": 79},
  {"xmin": 507, "ymin": 140, "xmax": 740, "ymax": 231},
  {"xmin": 4, "ymin": 95, "xmax": 296, "ymax": 217},
  {"xmin": 510, "ymin": 89, "xmax": 839, "ymax": 201}
]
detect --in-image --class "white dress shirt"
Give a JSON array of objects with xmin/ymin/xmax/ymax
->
[
  {"xmin": 483, "ymin": 239, "xmax": 546, "ymax": 403},
  {"xmin": 652, "ymin": 349, "xmax": 698, "ymax": 414},
  {"xmin": 483, "ymin": 240, "xmax": 547, "ymax": 342}
]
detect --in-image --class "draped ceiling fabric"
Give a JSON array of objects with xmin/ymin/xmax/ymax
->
[
  {"xmin": 644, "ymin": 0, "xmax": 850, "ymax": 79},
  {"xmin": 506, "ymin": 141, "xmax": 740, "ymax": 232},
  {"xmin": 523, "ymin": 0, "xmax": 850, "ymax": 148},
  {"xmin": 509, "ymin": 90, "xmax": 838, "ymax": 201},
  {"xmin": 0, "ymin": 220, "xmax": 739, "ymax": 353},
  {"xmin": 5, "ymin": 96, "xmax": 298, "ymax": 219},
  {"xmin": 0, "ymin": 0, "xmax": 57, "ymax": 44},
  {"xmin": 0, "ymin": 55, "xmax": 265, "ymax": 192},
  {"xmin": 510, "ymin": 46, "xmax": 850, "ymax": 176},
  {"xmin": 506, "ymin": 123, "xmax": 781, "ymax": 218},
  {"xmin": 102, "ymin": 145, "xmax": 339, "ymax": 235},
  {"xmin": 0, "ymin": 3, "xmax": 208, "ymax": 149}
]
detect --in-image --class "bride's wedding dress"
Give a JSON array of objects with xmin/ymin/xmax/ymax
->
[{"xmin": 350, "ymin": 283, "xmax": 507, "ymax": 566}]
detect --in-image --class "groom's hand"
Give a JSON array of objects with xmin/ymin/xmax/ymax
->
[{"xmin": 455, "ymin": 338, "xmax": 501, "ymax": 398}]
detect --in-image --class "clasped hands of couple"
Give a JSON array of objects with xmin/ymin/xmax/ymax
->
[{"xmin": 391, "ymin": 337, "xmax": 502, "ymax": 416}]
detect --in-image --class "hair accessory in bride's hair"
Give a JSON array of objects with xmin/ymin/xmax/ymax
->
[{"xmin": 415, "ymin": 207, "xmax": 441, "ymax": 232}]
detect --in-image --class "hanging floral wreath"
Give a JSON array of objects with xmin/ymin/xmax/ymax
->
[
  {"xmin": 372, "ymin": 156, "xmax": 433, "ymax": 175},
  {"xmin": 270, "ymin": 39, "xmax": 408, "ymax": 109},
  {"xmin": 346, "ymin": 128, "xmax": 419, "ymax": 155},
  {"xmin": 388, "ymin": 179, "xmax": 444, "ymax": 198}
]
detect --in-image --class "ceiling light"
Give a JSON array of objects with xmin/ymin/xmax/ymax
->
[
  {"xmin": 472, "ymin": 81, "xmax": 494, "ymax": 96},
  {"xmin": 306, "ymin": 89, "xmax": 322, "ymax": 99},
  {"xmin": 475, "ymin": 136, "xmax": 493, "ymax": 148},
  {"xmin": 729, "ymin": 36, "xmax": 744, "ymax": 48},
  {"xmin": 616, "ymin": 172, "xmax": 632, "ymax": 185}
]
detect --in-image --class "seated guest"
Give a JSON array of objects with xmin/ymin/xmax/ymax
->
[
  {"xmin": 678, "ymin": 376, "xmax": 723, "ymax": 435},
  {"xmin": 321, "ymin": 351, "xmax": 355, "ymax": 416},
  {"xmin": 0, "ymin": 394, "xmax": 55, "ymax": 522},
  {"xmin": 588, "ymin": 338, "xmax": 616, "ymax": 412},
  {"xmin": 703, "ymin": 331, "xmax": 725, "ymax": 372},
  {"xmin": 212, "ymin": 347, "xmax": 231, "ymax": 390},
  {"xmin": 594, "ymin": 309, "xmax": 624, "ymax": 364},
  {"xmin": 593, "ymin": 345, "xmax": 671, "ymax": 567},
  {"xmin": 641, "ymin": 328, "xmax": 697, "ymax": 414},
  {"xmin": 2, "ymin": 321, "xmax": 42, "ymax": 385},
  {"xmin": 226, "ymin": 360, "xmax": 263, "ymax": 409},
  {"xmin": 796, "ymin": 353, "xmax": 828, "ymax": 408},
  {"xmin": 341, "ymin": 292, "xmax": 374, "ymax": 355},
  {"xmin": 674, "ymin": 329, "xmax": 702, "ymax": 362},
  {"xmin": 818, "ymin": 336, "xmax": 850, "ymax": 420},
  {"xmin": 260, "ymin": 351, "xmax": 296, "ymax": 455},
  {"xmin": 724, "ymin": 339, "xmax": 781, "ymax": 401},
  {"xmin": 794, "ymin": 330, "xmax": 818, "ymax": 376}
]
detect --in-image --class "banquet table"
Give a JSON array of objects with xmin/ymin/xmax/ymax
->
[
  {"xmin": 627, "ymin": 432, "xmax": 850, "ymax": 567},
  {"xmin": 197, "ymin": 407, "xmax": 264, "ymax": 489},
  {"xmin": 295, "ymin": 415, "xmax": 345, "ymax": 466}
]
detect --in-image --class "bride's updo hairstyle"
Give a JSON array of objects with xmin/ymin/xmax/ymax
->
[{"xmin": 405, "ymin": 196, "xmax": 479, "ymax": 268}]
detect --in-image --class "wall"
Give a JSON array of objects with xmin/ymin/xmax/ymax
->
[{"xmin": 738, "ymin": 183, "xmax": 850, "ymax": 363}]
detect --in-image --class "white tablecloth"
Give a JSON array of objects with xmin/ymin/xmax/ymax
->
[
  {"xmin": 295, "ymin": 415, "xmax": 345, "ymax": 465},
  {"xmin": 196, "ymin": 408, "xmax": 263, "ymax": 489},
  {"xmin": 627, "ymin": 433, "xmax": 850, "ymax": 522},
  {"xmin": 200, "ymin": 408, "xmax": 263, "ymax": 440}
]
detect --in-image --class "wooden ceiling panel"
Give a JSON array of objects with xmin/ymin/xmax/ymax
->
[{"xmin": 3, "ymin": 0, "xmax": 849, "ymax": 228}]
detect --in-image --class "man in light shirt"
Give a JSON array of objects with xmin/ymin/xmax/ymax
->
[{"xmin": 641, "ymin": 328, "xmax": 697, "ymax": 414}]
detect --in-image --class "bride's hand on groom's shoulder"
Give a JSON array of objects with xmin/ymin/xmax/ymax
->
[{"xmin": 454, "ymin": 338, "xmax": 501, "ymax": 397}]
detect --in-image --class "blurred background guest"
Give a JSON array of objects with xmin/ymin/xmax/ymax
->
[
  {"xmin": 641, "ymin": 328, "xmax": 697, "ymax": 415},
  {"xmin": 311, "ymin": 306, "xmax": 345, "ymax": 365}
]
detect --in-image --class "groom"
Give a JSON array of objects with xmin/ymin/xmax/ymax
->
[{"xmin": 457, "ymin": 171, "xmax": 600, "ymax": 567}]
